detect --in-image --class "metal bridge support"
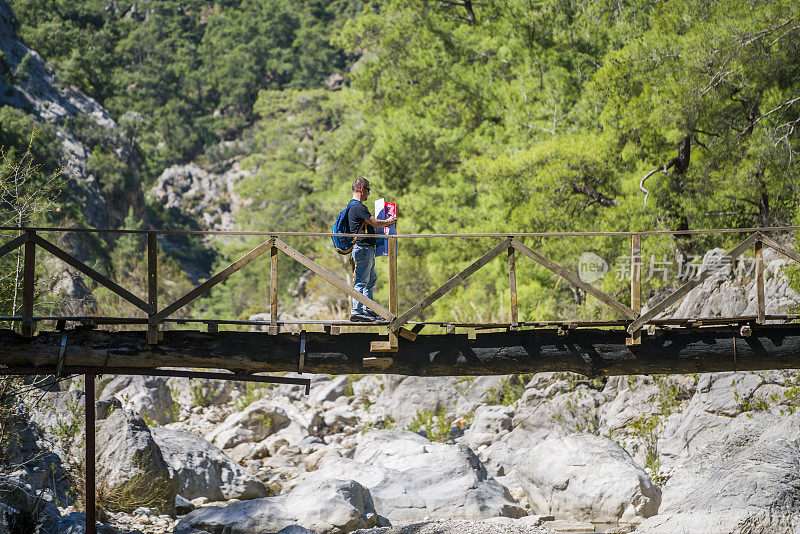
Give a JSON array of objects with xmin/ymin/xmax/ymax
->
[{"xmin": 85, "ymin": 373, "xmax": 96, "ymax": 534}]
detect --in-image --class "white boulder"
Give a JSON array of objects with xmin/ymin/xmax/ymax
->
[
  {"xmin": 95, "ymin": 409, "xmax": 177, "ymax": 514},
  {"xmin": 296, "ymin": 430, "xmax": 525, "ymax": 522},
  {"xmin": 176, "ymin": 478, "xmax": 380, "ymax": 533},
  {"xmin": 517, "ymin": 434, "xmax": 660, "ymax": 523},
  {"xmin": 152, "ymin": 428, "xmax": 268, "ymax": 501}
]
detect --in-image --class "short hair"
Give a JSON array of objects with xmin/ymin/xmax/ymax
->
[{"xmin": 352, "ymin": 176, "xmax": 369, "ymax": 192}]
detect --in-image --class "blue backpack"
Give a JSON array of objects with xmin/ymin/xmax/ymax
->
[{"xmin": 331, "ymin": 200, "xmax": 365, "ymax": 254}]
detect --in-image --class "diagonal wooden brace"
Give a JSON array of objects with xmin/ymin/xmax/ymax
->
[
  {"xmin": 34, "ymin": 234, "xmax": 154, "ymax": 315},
  {"xmin": 151, "ymin": 237, "xmax": 276, "ymax": 324},
  {"xmin": 627, "ymin": 232, "xmax": 760, "ymax": 334},
  {"xmin": 757, "ymin": 232, "xmax": 800, "ymax": 264},
  {"xmin": 511, "ymin": 238, "xmax": 637, "ymax": 320},
  {"xmin": 0, "ymin": 232, "xmax": 30, "ymax": 261},
  {"xmin": 389, "ymin": 238, "xmax": 512, "ymax": 331}
]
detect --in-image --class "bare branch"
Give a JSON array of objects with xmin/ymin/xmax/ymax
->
[
  {"xmin": 742, "ymin": 96, "xmax": 800, "ymax": 135},
  {"xmin": 639, "ymin": 167, "xmax": 662, "ymax": 206},
  {"xmin": 572, "ymin": 183, "xmax": 618, "ymax": 207}
]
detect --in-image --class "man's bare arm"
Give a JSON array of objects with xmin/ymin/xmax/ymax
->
[{"xmin": 366, "ymin": 215, "xmax": 397, "ymax": 228}]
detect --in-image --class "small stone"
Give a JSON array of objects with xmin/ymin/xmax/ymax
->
[
  {"xmin": 191, "ymin": 496, "xmax": 209, "ymax": 506},
  {"xmin": 542, "ymin": 519, "xmax": 597, "ymax": 532}
]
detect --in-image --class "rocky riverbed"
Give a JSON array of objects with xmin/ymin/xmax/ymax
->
[{"xmin": 7, "ymin": 364, "xmax": 800, "ymax": 534}]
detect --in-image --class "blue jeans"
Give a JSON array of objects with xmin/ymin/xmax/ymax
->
[{"xmin": 352, "ymin": 244, "xmax": 377, "ymax": 316}]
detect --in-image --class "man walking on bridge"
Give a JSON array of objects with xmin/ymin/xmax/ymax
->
[{"xmin": 349, "ymin": 177, "xmax": 396, "ymax": 322}]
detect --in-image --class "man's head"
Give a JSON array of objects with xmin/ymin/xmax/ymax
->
[{"xmin": 352, "ymin": 176, "xmax": 370, "ymax": 200}]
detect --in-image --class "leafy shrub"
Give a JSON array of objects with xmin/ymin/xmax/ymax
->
[
  {"xmin": 406, "ymin": 407, "xmax": 452, "ymax": 442},
  {"xmin": 0, "ymin": 377, "xmax": 24, "ymax": 464},
  {"xmin": 735, "ymin": 391, "xmax": 770, "ymax": 415},
  {"xmin": 190, "ymin": 383, "xmax": 215, "ymax": 408},
  {"xmin": 51, "ymin": 394, "xmax": 85, "ymax": 455},
  {"xmin": 96, "ymin": 458, "xmax": 174, "ymax": 514},
  {"xmin": 630, "ymin": 413, "xmax": 662, "ymax": 483},
  {"xmin": 483, "ymin": 374, "xmax": 532, "ymax": 406},
  {"xmin": 234, "ymin": 382, "xmax": 269, "ymax": 411}
]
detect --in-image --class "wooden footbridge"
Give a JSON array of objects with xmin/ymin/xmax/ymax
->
[
  {"xmin": 2, "ymin": 226, "xmax": 800, "ymax": 379},
  {"xmin": 3, "ymin": 226, "xmax": 800, "ymax": 533}
]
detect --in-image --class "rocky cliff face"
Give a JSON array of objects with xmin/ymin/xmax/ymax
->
[
  {"xmin": 148, "ymin": 158, "xmax": 253, "ymax": 234},
  {"xmin": 0, "ymin": 0, "xmax": 142, "ymax": 229}
]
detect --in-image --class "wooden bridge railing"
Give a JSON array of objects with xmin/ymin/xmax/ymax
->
[{"xmin": 1, "ymin": 226, "xmax": 800, "ymax": 352}]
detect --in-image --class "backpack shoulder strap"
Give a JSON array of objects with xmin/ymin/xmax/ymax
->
[{"xmin": 346, "ymin": 200, "xmax": 367, "ymax": 234}]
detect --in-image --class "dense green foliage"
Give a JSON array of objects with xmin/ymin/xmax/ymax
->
[
  {"xmin": 6, "ymin": 0, "xmax": 800, "ymax": 323},
  {"xmin": 9, "ymin": 0, "xmax": 360, "ymax": 178},
  {"xmin": 212, "ymin": 0, "xmax": 800, "ymax": 322}
]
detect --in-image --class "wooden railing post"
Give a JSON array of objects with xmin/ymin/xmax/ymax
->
[
  {"xmin": 756, "ymin": 239, "xmax": 765, "ymax": 324},
  {"xmin": 147, "ymin": 233, "xmax": 160, "ymax": 344},
  {"xmin": 21, "ymin": 230, "xmax": 35, "ymax": 337},
  {"xmin": 388, "ymin": 236, "xmax": 398, "ymax": 347},
  {"xmin": 269, "ymin": 240, "xmax": 279, "ymax": 335},
  {"xmin": 628, "ymin": 234, "xmax": 642, "ymax": 346},
  {"xmin": 508, "ymin": 244, "xmax": 518, "ymax": 329}
]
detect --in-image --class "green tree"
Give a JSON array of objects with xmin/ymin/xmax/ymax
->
[{"xmin": 593, "ymin": 0, "xmax": 800, "ymax": 231}]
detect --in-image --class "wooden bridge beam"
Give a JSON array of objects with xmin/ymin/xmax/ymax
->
[{"xmin": 3, "ymin": 326, "xmax": 800, "ymax": 377}]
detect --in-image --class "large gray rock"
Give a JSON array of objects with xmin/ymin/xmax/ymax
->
[
  {"xmin": 9, "ymin": 401, "xmax": 77, "ymax": 506},
  {"xmin": 99, "ymin": 376, "xmax": 176, "ymax": 425},
  {"xmin": 517, "ymin": 434, "xmax": 660, "ymax": 523},
  {"xmin": 667, "ymin": 247, "xmax": 799, "ymax": 320},
  {"xmin": 148, "ymin": 159, "xmax": 251, "ymax": 233},
  {"xmin": 355, "ymin": 517, "xmax": 556, "ymax": 534},
  {"xmin": 368, "ymin": 376, "xmax": 510, "ymax": 427},
  {"xmin": 205, "ymin": 397, "xmax": 317, "ymax": 454},
  {"xmin": 0, "ymin": 473, "xmax": 62, "ymax": 532},
  {"xmin": 44, "ymin": 512, "xmax": 122, "ymax": 534},
  {"xmin": 295, "ymin": 430, "xmax": 525, "ymax": 522},
  {"xmin": 95, "ymin": 409, "xmax": 177, "ymax": 514},
  {"xmin": 513, "ymin": 374, "xmax": 604, "ymax": 439},
  {"xmin": 370, "ymin": 376, "xmax": 463, "ymax": 427},
  {"xmin": 151, "ymin": 428, "xmax": 267, "ymax": 501},
  {"xmin": 596, "ymin": 374, "xmax": 695, "ymax": 471},
  {"xmin": 350, "ymin": 519, "xmax": 556, "ymax": 534},
  {"xmin": 656, "ymin": 371, "xmax": 791, "ymax": 476},
  {"xmin": 167, "ymin": 376, "xmax": 241, "ymax": 409},
  {"xmin": 309, "ymin": 375, "xmax": 350, "ymax": 405},
  {"xmin": 176, "ymin": 478, "xmax": 380, "ymax": 534},
  {"xmin": 205, "ymin": 401, "xmax": 292, "ymax": 451},
  {"xmin": 637, "ymin": 413, "xmax": 800, "ymax": 533},
  {"xmin": 472, "ymin": 373, "xmax": 605, "ymax": 477},
  {"xmin": 461, "ymin": 405, "xmax": 514, "ymax": 449}
]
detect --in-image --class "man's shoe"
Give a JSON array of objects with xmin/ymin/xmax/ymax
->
[{"xmin": 349, "ymin": 314, "xmax": 374, "ymax": 323}]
